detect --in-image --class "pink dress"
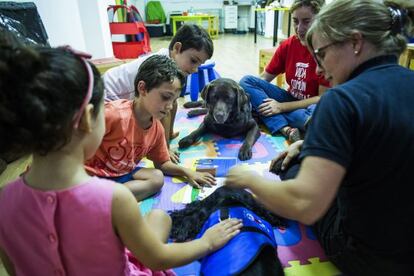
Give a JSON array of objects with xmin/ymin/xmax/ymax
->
[{"xmin": 0, "ymin": 177, "xmax": 175, "ymax": 276}]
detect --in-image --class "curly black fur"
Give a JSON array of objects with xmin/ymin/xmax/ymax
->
[
  {"xmin": 169, "ymin": 186, "xmax": 286, "ymax": 276},
  {"xmin": 169, "ymin": 186, "xmax": 286, "ymax": 241}
]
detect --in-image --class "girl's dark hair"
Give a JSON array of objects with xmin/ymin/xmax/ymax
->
[
  {"xmin": 169, "ymin": 24, "xmax": 214, "ymax": 59},
  {"xmin": 0, "ymin": 43, "xmax": 104, "ymax": 156},
  {"xmin": 134, "ymin": 55, "xmax": 186, "ymax": 97}
]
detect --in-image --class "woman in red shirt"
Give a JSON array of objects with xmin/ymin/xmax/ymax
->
[{"xmin": 240, "ymin": 0, "xmax": 329, "ymax": 142}]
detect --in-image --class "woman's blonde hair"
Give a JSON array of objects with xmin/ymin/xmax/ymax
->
[
  {"xmin": 306, "ymin": 0, "xmax": 414, "ymax": 56},
  {"xmin": 290, "ymin": 0, "xmax": 325, "ymax": 14}
]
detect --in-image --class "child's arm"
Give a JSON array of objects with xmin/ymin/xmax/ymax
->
[
  {"xmin": 156, "ymin": 161, "xmax": 216, "ymax": 188},
  {"xmin": 0, "ymin": 247, "xmax": 15, "ymax": 276},
  {"xmin": 112, "ymin": 185, "xmax": 242, "ymax": 270}
]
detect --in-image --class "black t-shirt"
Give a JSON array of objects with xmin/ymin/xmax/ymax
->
[{"xmin": 301, "ymin": 55, "xmax": 414, "ymax": 257}]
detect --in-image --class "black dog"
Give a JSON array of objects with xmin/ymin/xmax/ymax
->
[
  {"xmin": 169, "ymin": 187, "xmax": 285, "ymax": 276},
  {"xmin": 179, "ymin": 78, "xmax": 260, "ymax": 161}
]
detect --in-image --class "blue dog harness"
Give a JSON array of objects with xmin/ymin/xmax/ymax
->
[{"xmin": 196, "ymin": 206, "xmax": 277, "ymax": 276}]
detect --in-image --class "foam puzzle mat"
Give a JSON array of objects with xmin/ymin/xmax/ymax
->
[{"xmin": 139, "ymin": 98, "xmax": 340, "ymax": 275}]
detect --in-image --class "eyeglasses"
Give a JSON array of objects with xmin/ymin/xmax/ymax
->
[{"xmin": 312, "ymin": 41, "xmax": 340, "ymax": 68}]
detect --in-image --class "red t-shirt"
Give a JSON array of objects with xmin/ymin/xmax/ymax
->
[
  {"xmin": 85, "ymin": 100, "xmax": 170, "ymax": 177},
  {"xmin": 266, "ymin": 35, "xmax": 329, "ymax": 99}
]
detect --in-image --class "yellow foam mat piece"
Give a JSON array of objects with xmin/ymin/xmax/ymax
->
[{"xmin": 284, "ymin": 257, "xmax": 340, "ymax": 276}]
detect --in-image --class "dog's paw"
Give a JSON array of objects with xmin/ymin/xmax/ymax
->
[
  {"xmin": 178, "ymin": 136, "xmax": 195, "ymax": 149},
  {"xmin": 187, "ymin": 108, "xmax": 208, "ymax": 118},
  {"xmin": 238, "ymin": 145, "xmax": 252, "ymax": 161},
  {"xmin": 183, "ymin": 100, "xmax": 204, "ymax": 109}
]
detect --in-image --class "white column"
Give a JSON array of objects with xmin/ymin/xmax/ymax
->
[{"xmin": 28, "ymin": 0, "xmax": 114, "ymax": 59}]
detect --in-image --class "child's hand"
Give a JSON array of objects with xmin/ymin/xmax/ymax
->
[
  {"xmin": 201, "ymin": 218, "xmax": 242, "ymax": 252},
  {"xmin": 258, "ymin": 98, "xmax": 284, "ymax": 116},
  {"xmin": 187, "ymin": 171, "xmax": 216, "ymax": 189},
  {"xmin": 169, "ymin": 149, "xmax": 180, "ymax": 164}
]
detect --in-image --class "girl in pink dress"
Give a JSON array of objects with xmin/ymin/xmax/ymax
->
[{"xmin": 0, "ymin": 36, "xmax": 242, "ymax": 275}]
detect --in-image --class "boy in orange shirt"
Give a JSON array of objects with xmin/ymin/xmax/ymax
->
[{"xmin": 86, "ymin": 55, "xmax": 215, "ymax": 200}]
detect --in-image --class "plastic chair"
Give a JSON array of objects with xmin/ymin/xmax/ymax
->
[
  {"xmin": 207, "ymin": 16, "xmax": 219, "ymax": 39},
  {"xmin": 187, "ymin": 61, "xmax": 219, "ymax": 101}
]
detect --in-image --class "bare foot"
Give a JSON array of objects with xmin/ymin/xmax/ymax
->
[{"xmin": 280, "ymin": 127, "xmax": 301, "ymax": 143}]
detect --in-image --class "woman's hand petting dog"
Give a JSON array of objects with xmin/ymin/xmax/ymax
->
[
  {"xmin": 186, "ymin": 170, "xmax": 216, "ymax": 189},
  {"xmin": 269, "ymin": 140, "xmax": 304, "ymax": 174},
  {"xmin": 200, "ymin": 218, "xmax": 243, "ymax": 253},
  {"xmin": 258, "ymin": 98, "xmax": 285, "ymax": 116},
  {"xmin": 225, "ymin": 165, "xmax": 259, "ymax": 189}
]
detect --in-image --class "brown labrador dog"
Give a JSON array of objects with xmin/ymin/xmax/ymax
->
[{"xmin": 179, "ymin": 78, "xmax": 260, "ymax": 160}]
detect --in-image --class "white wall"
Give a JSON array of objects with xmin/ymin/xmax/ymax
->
[
  {"xmin": 129, "ymin": 0, "xmax": 145, "ymax": 21},
  {"xmin": 79, "ymin": 0, "xmax": 113, "ymax": 59},
  {"xmin": 1, "ymin": 0, "xmax": 114, "ymax": 59},
  {"xmin": 34, "ymin": 0, "xmax": 85, "ymax": 49}
]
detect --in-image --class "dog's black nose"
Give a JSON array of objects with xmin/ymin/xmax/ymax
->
[{"xmin": 213, "ymin": 112, "xmax": 227, "ymax": 124}]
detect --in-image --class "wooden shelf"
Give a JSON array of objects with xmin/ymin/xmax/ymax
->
[{"xmin": 259, "ymin": 47, "xmax": 285, "ymax": 87}]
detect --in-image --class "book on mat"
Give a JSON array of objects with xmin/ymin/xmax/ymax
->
[{"xmin": 195, "ymin": 157, "xmax": 238, "ymax": 177}]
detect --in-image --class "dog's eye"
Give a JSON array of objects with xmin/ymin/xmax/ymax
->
[{"xmin": 220, "ymin": 94, "xmax": 229, "ymax": 101}]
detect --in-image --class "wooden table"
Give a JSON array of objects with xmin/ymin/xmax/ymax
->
[
  {"xmin": 91, "ymin": 57, "xmax": 126, "ymax": 74},
  {"xmin": 170, "ymin": 14, "xmax": 219, "ymax": 38},
  {"xmin": 254, "ymin": 7, "xmax": 291, "ymax": 47}
]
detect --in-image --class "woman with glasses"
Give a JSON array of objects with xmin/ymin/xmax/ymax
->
[
  {"xmin": 240, "ymin": 0, "xmax": 329, "ymax": 143},
  {"xmin": 226, "ymin": 0, "xmax": 414, "ymax": 274}
]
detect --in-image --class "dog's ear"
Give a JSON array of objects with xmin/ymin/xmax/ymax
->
[
  {"xmin": 235, "ymin": 84, "xmax": 248, "ymax": 112},
  {"xmin": 201, "ymin": 83, "xmax": 211, "ymax": 103},
  {"xmin": 242, "ymin": 92, "xmax": 251, "ymax": 112}
]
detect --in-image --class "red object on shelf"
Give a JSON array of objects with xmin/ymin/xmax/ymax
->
[{"xmin": 107, "ymin": 2, "xmax": 151, "ymax": 59}]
